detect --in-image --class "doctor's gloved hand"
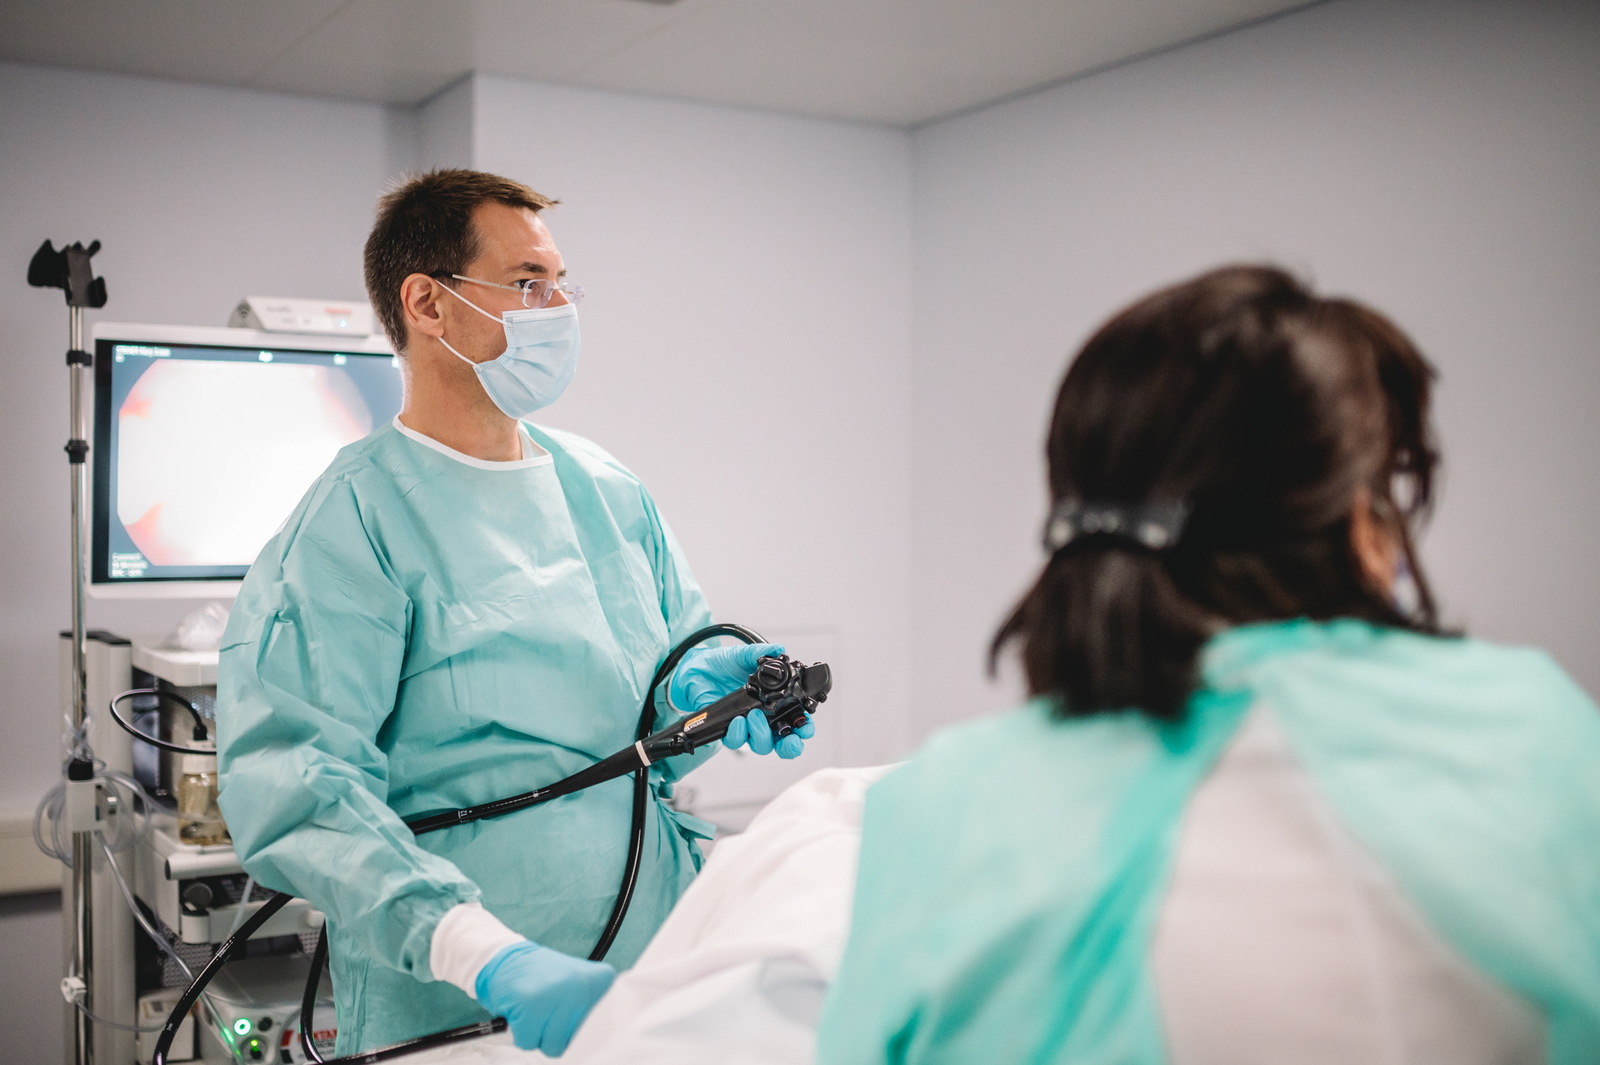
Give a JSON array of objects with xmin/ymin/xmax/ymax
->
[
  {"xmin": 669, "ymin": 643, "xmax": 814, "ymax": 759},
  {"xmin": 669, "ymin": 643, "xmax": 785, "ymax": 713},
  {"xmin": 723, "ymin": 706, "xmax": 814, "ymax": 760},
  {"xmin": 475, "ymin": 942, "xmax": 615, "ymax": 1056}
]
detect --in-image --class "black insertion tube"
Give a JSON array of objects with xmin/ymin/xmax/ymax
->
[
  {"xmin": 171, "ymin": 624, "xmax": 777, "ymax": 1064},
  {"xmin": 403, "ymin": 746, "xmax": 647, "ymax": 837},
  {"xmin": 300, "ymin": 925, "xmax": 329, "ymax": 1063},
  {"xmin": 107, "ymin": 688, "xmax": 215, "ymax": 754},
  {"xmin": 328, "ymin": 1018, "xmax": 509, "ymax": 1064},
  {"xmin": 587, "ymin": 623, "xmax": 767, "ymax": 961},
  {"xmin": 152, "ymin": 892, "xmax": 292, "ymax": 1065}
]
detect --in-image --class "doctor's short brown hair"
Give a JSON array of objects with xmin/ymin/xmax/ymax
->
[{"xmin": 363, "ymin": 169, "xmax": 556, "ymax": 354}]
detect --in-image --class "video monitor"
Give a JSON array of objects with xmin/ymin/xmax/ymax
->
[{"xmin": 91, "ymin": 322, "xmax": 402, "ymax": 598}]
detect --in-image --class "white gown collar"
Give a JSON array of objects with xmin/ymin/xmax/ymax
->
[{"xmin": 392, "ymin": 415, "xmax": 552, "ymax": 471}]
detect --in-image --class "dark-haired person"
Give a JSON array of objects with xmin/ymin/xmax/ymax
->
[
  {"xmin": 216, "ymin": 170, "xmax": 813, "ymax": 1057},
  {"xmin": 817, "ymin": 265, "xmax": 1600, "ymax": 1064}
]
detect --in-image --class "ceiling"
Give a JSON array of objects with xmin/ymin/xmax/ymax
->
[{"xmin": 0, "ymin": 0, "xmax": 1313, "ymax": 127}]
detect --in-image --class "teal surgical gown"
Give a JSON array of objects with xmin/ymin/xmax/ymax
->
[
  {"xmin": 816, "ymin": 619, "xmax": 1600, "ymax": 1065},
  {"xmin": 217, "ymin": 421, "xmax": 717, "ymax": 1055}
]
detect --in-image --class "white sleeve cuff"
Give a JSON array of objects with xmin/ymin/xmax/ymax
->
[{"xmin": 429, "ymin": 902, "xmax": 529, "ymax": 998}]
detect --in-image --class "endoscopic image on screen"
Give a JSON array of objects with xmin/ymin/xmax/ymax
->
[{"xmin": 97, "ymin": 342, "xmax": 402, "ymax": 582}]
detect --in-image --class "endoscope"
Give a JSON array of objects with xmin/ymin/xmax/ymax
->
[{"xmin": 143, "ymin": 624, "xmax": 830, "ymax": 1065}]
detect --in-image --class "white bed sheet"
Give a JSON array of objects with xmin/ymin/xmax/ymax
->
[{"xmin": 400, "ymin": 766, "xmax": 888, "ymax": 1065}]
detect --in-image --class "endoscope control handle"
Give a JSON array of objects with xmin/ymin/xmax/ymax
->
[
  {"xmin": 758, "ymin": 660, "xmax": 831, "ymax": 740},
  {"xmin": 640, "ymin": 655, "xmax": 832, "ymax": 760},
  {"xmin": 649, "ymin": 688, "xmax": 761, "ymax": 757}
]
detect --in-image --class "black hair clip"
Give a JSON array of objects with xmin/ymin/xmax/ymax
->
[{"xmin": 1042, "ymin": 499, "xmax": 1190, "ymax": 553}]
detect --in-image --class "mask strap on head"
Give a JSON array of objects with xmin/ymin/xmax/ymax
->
[
  {"xmin": 1043, "ymin": 499, "xmax": 1190, "ymax": 554},
  {"xmin": 439, "ymin": 279, "xmax": 504, "ymax": 323},
  {"xmin": 436, "ymin": 279, "xmax": 505, "ymax": 365},
  {"xmin": 437, "ymin": 335, "xmax": 475, "ymax": 366}
]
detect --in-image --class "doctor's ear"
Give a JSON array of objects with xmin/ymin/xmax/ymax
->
[{"xmin": 401, "ymin": 273, "xmax": 448, "ymax": 339}]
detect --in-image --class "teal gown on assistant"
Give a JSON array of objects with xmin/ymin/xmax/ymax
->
[
  {"xmin": 816, "ymin": 620, "xmax": 1600, "ymax": 1065},
  {"xmin": 217, "ymin": 421, "xmax": 717, "ymax": 1055}
]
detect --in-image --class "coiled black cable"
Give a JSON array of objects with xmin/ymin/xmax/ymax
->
[
  {"xmin": 295, "ymin": 622, "xmax": 765, "ymax": 1062},
  {"xmin": 591, "ymin": 623, "xmax": 765, "ymax": 961},
  {"xmin": 151, "ymin": 892, "xmax": 291, "ymax": 1065},
  {"xmin": 108, "ymin": 687, "xmax": 216, "ymax": 755},
  {"xmin": 300, "ymin": 921, "xmax": 331, "ymax": 1062},
  {"xmin": 149, "ymin": 624, "xmax": 762, "ymax": 1065}
]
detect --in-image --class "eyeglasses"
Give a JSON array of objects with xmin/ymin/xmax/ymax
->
[{"xmin": 436, "ymin": 272, "xmax": 585, "ymax": 308}]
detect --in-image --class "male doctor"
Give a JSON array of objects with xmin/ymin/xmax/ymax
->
[{"xmin": 217, "ymin": 169, "xmax": 811, "ymax": 1056}]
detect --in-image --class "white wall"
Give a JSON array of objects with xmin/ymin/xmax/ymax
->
[
  {"xmin": 416, "ymin": 75, "xmax": 472, "ymax": 173},
  {"xmin": 908, "ymin": 0, "xmax": 1600, "ymax": 735}
]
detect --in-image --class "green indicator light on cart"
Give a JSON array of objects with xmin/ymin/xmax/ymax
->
[{"xmin": 233, "ymin": 1017, "xmax": 252, "ymax": 1037}]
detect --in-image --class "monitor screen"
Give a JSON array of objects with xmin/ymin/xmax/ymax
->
[{"xmin": 91, "ymin": 322, "xmax": 402, "ymax": 597}]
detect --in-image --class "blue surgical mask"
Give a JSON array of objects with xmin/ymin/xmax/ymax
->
[{"xmin": 438, "ymin": 284, "xmax": 581, "ymax": 419}]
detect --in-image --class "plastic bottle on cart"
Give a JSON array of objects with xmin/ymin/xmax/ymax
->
[{"xmin": 178, "ymin": 745, "xmax": 229, "ymax": 845}]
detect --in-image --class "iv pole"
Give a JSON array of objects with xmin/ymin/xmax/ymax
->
[{"xmin": 29, "ymin": 239, "xmax": 108, "ymax": 1065}]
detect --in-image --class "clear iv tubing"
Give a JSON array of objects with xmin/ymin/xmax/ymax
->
[
  {"xmin": 31, "ymin": 682, "xmax": 236, "ymax": 1052},
  {"xmin": 87, "ymin": 833, "xmax": 233, "ymax": 1033},
  {"xmin": 34, "ymin": 694, "xmax": 226, "ymax": 876},
  {"xmin": 33, "ymin": 749, "xmax": 224, "ymax": 870},
  {"xmin": 34, "ymin": 707, "xmax": 233, "ymax": 1039},
  {"xmin": 56, "ymin": 831, "xmax": 225, "ymax": 1035},
  {"xmin": 225, "ymin": 875, "xmax": 256, "ymax": 940},
  {"xmin": 35, "ymin": 691, "xmax": 293, "ymax": 1065},
  {"xmin": 34, "ymin": 738, "xmax": 158, "ymax": 866}
]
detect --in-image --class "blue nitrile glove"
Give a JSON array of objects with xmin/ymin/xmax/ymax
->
[
  {"xmin": 669, "ymin": 642, "xmax": 785, "ymax": 713},
  {"xmin": 475, "ymin": 942, "xmax": 615, "ymax": 1055},
  {"xmin": 723, "ymin": 706, "xmax": 815, "ymax": 760},
  {"xmin": 668, "ymin": 642, "xmax": 814, "ymax": 760}
]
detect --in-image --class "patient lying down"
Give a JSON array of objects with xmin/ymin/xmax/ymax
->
[{"xmin": 401, "ymin": 766, "xmax": 890, "ymax": 1064}]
